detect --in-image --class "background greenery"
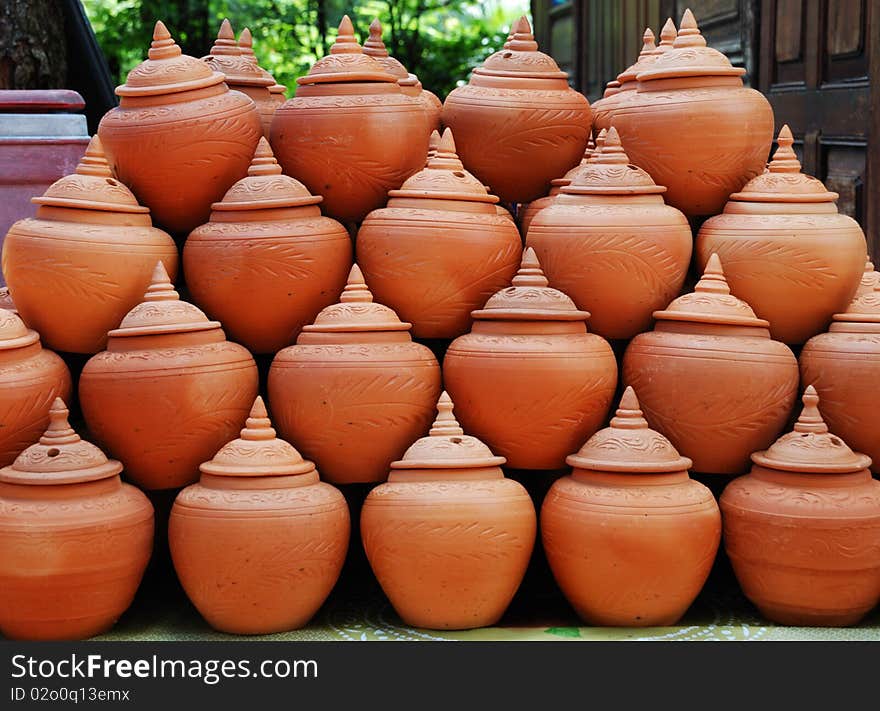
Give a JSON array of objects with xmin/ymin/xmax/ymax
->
[{"xmin": 82, "ymin": 0, "xmax": 529, "ymax": 100}]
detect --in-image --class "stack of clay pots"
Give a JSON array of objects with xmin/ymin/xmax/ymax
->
[{"xmin": 1, "ymin": 7, "xmax": 879, "ymax": 640}]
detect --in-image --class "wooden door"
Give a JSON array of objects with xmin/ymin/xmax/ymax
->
[{"xmin": 758, "ymin": 0, "xmax": 878, "ymax": 256}]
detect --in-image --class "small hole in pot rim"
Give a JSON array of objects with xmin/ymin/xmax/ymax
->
[
  {"xmin": 830, "ymin": 436, "xmax": 843, "ymax": 446},
  {"xmin": 106, "ymin": 178, "xmax": 117, "ymax": 186},
  {"xmin": 451, "ymin": 437, "xmax": 462, "ymax": 444},
  {"xmin": 453, "ymin": 171, "xmax": 466, "ymax": 178},
  {"xmin": 47, "ymin": 448, "xmax": 61, "ymax": 457}
]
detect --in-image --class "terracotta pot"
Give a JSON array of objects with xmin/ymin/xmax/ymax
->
[
  {"xmin": 239, "ymin": 27, "xmax": 285, "ymax": 130},
  {"xmin": 444, "ymin": 248, "xmax": 617, "ymax": 470},
  {"xmin": 720, "ymin": 386, "xmax": 880, "ymax": 626},
  {"xmin": 270, "ymin": 16, "xmax": 428, "ymax": 225},
  {"xmin": 169, "ymin": 397, "xmax": 349, "ymax": 634},
  {"xmin": 79, "ymin": 262, "xmax": 259, "ymax": 490},
  {"xmin": 2, "ymin": 136, "xmax": 178, "ymax": 354},
  {"xmin": 611, "ymin": 10, "xmax": 774, "ymax": 217},
  {"xmin": 542, "ymin": 387, "xmax": 720, "ymax": 626},
  {"xmin": 517, "ymin": 132, "xmax": 597, "ymax": 237},
  {"xmin": 441, "ymin": 16, "xmax": 591, "ymax": 204},
  {"xmin": 0, "ymin": 398, "xmax": 153, "ymax": 640},
  {"xmin": 268, "ymin": 265, "xmax": 441, "ymax": 484},
  {"xmin": 527, "ymin": 127, "xmax": 692, "ymax": 340},
  {"xmin": 203, "ymin": 20, "xmax": 276, "ymax": 139},
  {"xmin": 357, "ymin": 128, "xmax": 521, "ymax": 339},
  {"xmin": 361, "ymin": 392, "xmax": 536, "ymax": 629},
  {"xmin": 98, "ymin": 21, "xmax": 262, "ymax": 234},
  {"xmin": 363, "ymin": 19, "xmax": 440, "ymax": 131},
  {"xmin": 696, "ymin": 126, "xmax": 867, "ymax": 345},
  {"xmin": 591, "ymin": 19, "xmax": 677, "ymax": 135},
  {"xmin": 0, "ymin": 309, "xmax": 71, "ymax": 467},
  {"xmin": 622, "ymin": 254, "xmax": 799, "ymax": 474},
  {"xmin": 184, "ymin": 137, "xmax": 352, "ymax": 354},
  {"xmin": 800, "ymin": 285, "xmax": 880, "ymax": 473}
]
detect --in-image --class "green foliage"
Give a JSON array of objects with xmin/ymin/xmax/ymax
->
[{"xmin": 82, "ymin": 0, "xmax": 529, "ymax": 99}]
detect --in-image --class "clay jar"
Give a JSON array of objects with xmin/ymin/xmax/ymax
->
[
  {"xmin": 238, "ymin": 28, "xmax": 287, "ymax": 111},
  {"xmin": 268, "ymin": 265, "xmax": 441, "ymax": 484},
  {"xmin": 79, "ymin": 263, "xmax": 259, "ymax": 490},
  {"xmin": 799, "ymin": 285, "xmax": 880, "ymax": 473},
  {"xmin": 444, "ymin": 248, "xmax": 617, "ymax": 470},
  {"xmin": 541, "ymin": 387, "xmax": 720, "ymax": 626},
  {"xmin": 622, "ymin": 254, "xmax": 799, "ymax": 475},
  {"xmin": 696, "ymin": 126, "xmax": 867, "ymax": 345},
  {"xmin": 441, "ymin": 16, "xmax": 591, "ymax": 204},
  {"xmin": 0, "ymin": 399, "xmax": 153, "ymax": 640},
  {"xmin": 611, "ymin": 10, "xmax": 774, "ymax": 217},
  {"xmin": 203, "ymin": 20, "xmax": 276, "ymax": 139},
  {"xmin": 361, "ymin": 392, "xmax": 536, "ymax": 629},
  {"xmin": 357, "ymin": 128, "xmax": 522, "ymax": 339},
  {"xmin": 169, "ymin": 397, "xmax": 350, "ymax": 634},
  {"xmin": 98, "ymin": 21, "xmax": 262, "ymax": 234},
  {"xmin": 2, "ymin": 136, "xmax": 178, "ymax": 354},
  {"xmin": 363, "ymin": 19, "xmax": 440, "ymax": 131},
  {"xmin": 270, "ymin": 16, "xmax": 428, "ymax": 225},
  {"xmin": 0, "ymin": 309, "xmax": 71, "ymax": 467},
  {"xmin": 527, "ymin": 127, "xmax": 692, "ymax": 340},
  {"xmin": 721, "ymin": 387, "xmax": 880, "ymax": 626},
  {"xmin": 184, "ymin": 138, "xmax": 352, "ymax": 354}
]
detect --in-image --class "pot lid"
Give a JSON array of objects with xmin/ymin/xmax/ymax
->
[
  {"xmin": 472, "ymin": 16, "xmax": 568, "ymax": 81},
  {"xmin": 616, "ymin": 28, "xmax": 656, "ymax": 85},
  {"xmin": 471, "ymin": 247, "xmax": 590, "ymax": 322},
  {"xmin": 391, "ymin": 392, "xmax": 506, "ymax": 469},
  {"xmin": 563, "ymin": 127, "xmax": 666, "ymax": 196},
  {"xmin": 32, "ymin": 135, "xmax": 149, "ymax": 214},
  {"xmin": 238, "ymin": 27, "xmax": 279, "ymax": 85},
  {"xmin": 636, "ymin": 9, "xmax": 745, "ymax": 82},
  {"xmin": 302, "ymin": 264, "xmax": 412, "ymax": 334},
  {"xmin": 654, "ymin": 253, "xmax": 770, "ymax": 328},
  {"xmin": 0, "ymin": 398, "xmax": 122, "ymax": 485},
  {"xmin": 0, "ymin": 307, "xmax": 39, "ymax": 350},
  {"xmin": 212, "ymin": 137, "xmax": 321, "ymax": 211},
  {"xmin": 297, "ymin": 16, "xmax": 397, "ymax": 86},
  {"xmin": 751, "ymin": 386, "xmax": 871, "ymax": 473},
  {"xmin": 389, "ymin": 128, "xmax": 497, "ymax": 203},
  {"xmin": 117, "ymin": 21, "xmax": 225, "ymax": 97},
  {"xmin": 200, "ymin": 397, "xmax": 317, "ymax": 477},
  {"xmin": 109, "ymin": 261, "xmax": 221, "ymax": 339},
  {"xmin": 203, "ymin": 20, "xmax": 274, "ymax": 88},
  {"xmin": 833, "ymin": 282, "xmax": 880, "ymax": 324},
  {"xmin": 362, "ymin": 19, "xmax": 410, "ymax": 82},
  {"xmin": 729, "ymin": 125, "xmax": 839, "ymax": 203},
  {"xmin": 567, "ymin": 386, "xmax": 692, "ymax": 472}
]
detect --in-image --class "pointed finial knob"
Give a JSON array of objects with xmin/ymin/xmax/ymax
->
[
  {"xmin": 76, "ymin": 135, "xmax": 113, "ymax": 178},
  {"xmin": 247, "ymin": 137, "xmax": 283, "ymax": 176},
  {"xmin": 507, "ymin": 15, "xmax": 539, "ymax": 51},
  {"xmin": 241, "ymin": 396, "xmax": 277, "ymax": 441},
  {"xmin": 339, "ymin": 264, "xmax": 374, "ymax": 303},
  {"xmin": 239, "ymin": 27, "xmax": 254, "ymax": 53},
  {"xmin": 609, "ymin": 387, "xmax": 650, "ymax": 429},
  {"xmin": 363, "ymin": 18, "xmax": 389, "ymax": 56},
  {"xmin": 427, "ymin": 129, "xmax": 441, "ymax": 159},
  {"xmin": 674, "ymin": 8, "xmax": 706, "ymax": 48},
  {"xmin": 143, "ymin": 261, "xmax": 179, "ymax": 302},
  {"xmin": 39, "ymin": 398, "xmax": 80, "ymax": 445},
  {"xmin": 511, "ymin": 247, "xmax": 550, "ymax": 287},
  {"xmin": 793, "ymin": 385, "xmax": 830, "ymax": 435},
  {"xmin": 694, "ymin": 254, "xmax": 732, "ymax": 295},
  {"xmin": 331, "ymin": 15, "xmax": 361, "ymax": 54},
  {"xmin": 767, "ymin": 125, "xmax": 803, "ymax": 174},
  {"xmin": 429, "ymin": 392, "xmax": 465, "ymax": 437},
  {"xmin": 593, "ymin": 126, "xmax": 630, "ymax": 165},
  {"xmin": 640, "ymin": 28, "xmax": 656, "ymax": 55},
  {"xmin": 149, "ymin": 20, "xmax": 182, "ymax": 60},
  {"xmin": 594, "ymin": 128, "xmax": 608, "ymax": 153},
  {"xmin": 426, "ymin": 127, "xmax": 464, "ymax": 170},
  {"xmin": 209, "ymin": 18, "xmax": 239, "ymax": 55},
  {"xmin": 659, "ymin": 17, "xmax": 677, "ymax": 48}
]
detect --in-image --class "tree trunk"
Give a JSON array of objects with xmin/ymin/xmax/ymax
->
[{"xmin": 0, "ymin": 0, "xmax": 67, "ymax": 89}]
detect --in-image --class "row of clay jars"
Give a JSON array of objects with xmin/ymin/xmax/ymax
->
[
  {"xmin": 611, "ymin": 10, "xmax": 774, "ymax": 217},
  {"xmin": 527, "ymin": 127, "xmax": 692, "ymax": 340},
  {"xmin": 2, "ymin": 136, "xmax": 179, "ymax": 354},
  {"xmin": 270, "ymin": 16, "xmax": 429, "ymax": 225},
  {"xmin": 357, "ymin": 128, "xmax": 522, "ymax": 339},
  {"xmin": 696, "ymin": 125, "xmax": 867, "ymax": 345},
  {"xmin": 184, "ymin": 138, "xmax": 352, "ymax": 354},
  {"xmin": 442, "ymin": 16, "xmax": 591, "ymax": 204},
  {"xmin": 79, "ymin": 263, "xmax": 259, "ymax": 490},
  {"xmin": 0, "ymin": 399, "xmax": 153, "ymax": 640},
  {"xmin": 99, "ymin": 22, "xmax": 263, "ymax": 234}
]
